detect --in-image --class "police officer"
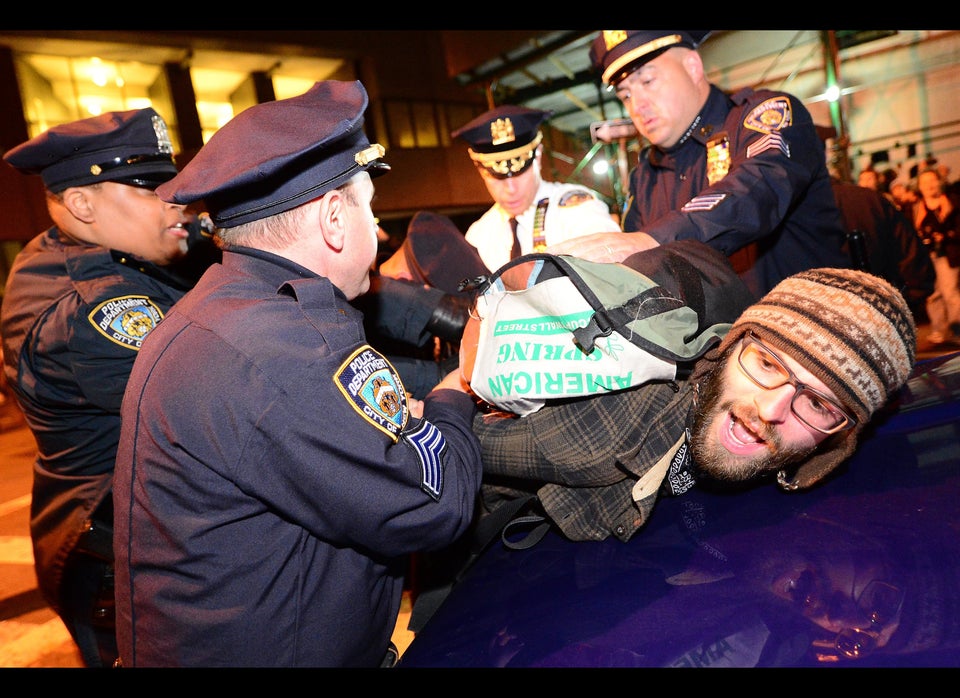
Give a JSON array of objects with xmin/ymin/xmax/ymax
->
[
  {"xmin": 549, "ymin": 30, "xmax": 851, "ymax": 298},
  {"xmin": 828, "ymin": 176, "xmax": 934, "ymax": 322},
  {"xmin": 112, "ymin": 80, "xmax": 485, "ymax": 667},
  {"xmin": 452, "ymin": 105, "xmax": 621, "ymax": 272},
  {"xmin": 1, "ymin": 107, "xmax": 219, "ymax": 667}
]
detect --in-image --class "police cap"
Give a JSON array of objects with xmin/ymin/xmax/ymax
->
[
  {"xmin": 451, "ymin": 105, "xmax": 551, "ymax": 179},
  {"xmin": 590, "ymin": 30, "xmax": 712, "ymax": 88},
  {"xmin": 400, "ymin": 211, "xmax": 488, "ymax": 293},
  {"xmin": 4, "ymin": 107, "xmax": 178, "ymax": 193},
  {"xmin": 156, "ymin": 80, "xmax": 390, "ymax": 228}
]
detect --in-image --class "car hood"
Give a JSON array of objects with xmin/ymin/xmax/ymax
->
[{"xmin": 400, "ymin": 352, "xmax": 960, "ymax": 668}]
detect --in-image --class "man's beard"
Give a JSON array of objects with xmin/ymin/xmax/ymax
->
[{"xmin": 689, "ymin": 354, "xmax": 817, "ymax": 484}]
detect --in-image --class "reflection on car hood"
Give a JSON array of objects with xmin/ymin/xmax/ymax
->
[{"xmin": 400, "ymin": 353, "xmax": 960, "ymax": 668}]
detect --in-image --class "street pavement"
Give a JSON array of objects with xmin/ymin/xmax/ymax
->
[{"xmin": 0, "ymin": 397, "xmax": 84, "ymax": 668}]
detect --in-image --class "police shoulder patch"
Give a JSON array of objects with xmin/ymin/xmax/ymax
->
[
  {"xmin": 87, "ymin": 295, "xmax": 164, "ymax": 350},
  {"xmin": 558, "ymin": 188, "xmax": 596, "ymax": 207},
  {"xmin": 743, "ymin": 96, "xmax": 793, "ymax": 133},
  {"xmin": 334, "ymin": 345, "xmax": 409, "ymax": 441}
]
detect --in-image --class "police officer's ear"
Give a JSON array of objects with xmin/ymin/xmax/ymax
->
[
  {"xmin": 680, "ymin": 47, "xmax": 705, "ymax": 84},
  {"xmin": 57, "ymin": 186, "xmax": 96, "ymax": 224},
  {"xmin": 313, "ymin": 187, "xmax": 349, "ymax": 253}
]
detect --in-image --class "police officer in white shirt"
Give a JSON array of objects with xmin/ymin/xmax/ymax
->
[{"xmin": 452, "ymin": 105, "xmax": 621, "ymax": 272}]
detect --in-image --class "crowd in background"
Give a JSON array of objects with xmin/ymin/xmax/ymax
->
[
  {"xmin": 855, "ymin": 157, "xmax": 960, "ymax": 345},
  {"xmin": 857, "ymin": 158, "xmax": 958, "ymax": 209}
]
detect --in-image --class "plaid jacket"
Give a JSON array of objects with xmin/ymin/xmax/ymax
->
[{"xmin": 474, "ymin": 376, "xmax": 697, "ymax": 542}]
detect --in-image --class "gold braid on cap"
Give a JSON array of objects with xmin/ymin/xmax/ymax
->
[
  {"xmin": 468, "ymin": 131, "xmax": 543, "ymax": 176},
  {"xmin": 602, "ymin": 34, "xmax": 683, "ymax": 86}
]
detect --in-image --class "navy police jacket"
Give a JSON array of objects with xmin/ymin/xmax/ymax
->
[
  {"xmin": 113, "ymin": 248, "xmax": 483, "ymax": 667},
  {"xmin": 623, "ymin": 85, "xmax": 850, "ymax": 297},
  {"xmin": 0, "ymin": 227, "xmax": 198, "ymax": 610}
]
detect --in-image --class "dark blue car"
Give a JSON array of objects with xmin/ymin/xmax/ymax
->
[{"xmin": 399, "ymin": 351, "xmax": 960, "ymax": 668}]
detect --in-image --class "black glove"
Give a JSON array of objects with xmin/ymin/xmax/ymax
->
[{"xmin": 425, "ymin": 293, "xmax": 472, "ymax": 341}]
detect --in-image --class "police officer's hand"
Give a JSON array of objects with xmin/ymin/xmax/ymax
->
[
  {"xmin": 546, "ymin": 231, "xmax": 660, "ymax": 263},
  {"xmin": 407, "ymin": 396, "xmax": 425, "ymax": 419},
  {"xmin": 412, "ymin": 366, "xmax": 472, "ymax": 417},
  {"xmin": 432, "ymin": 366, "xmax": 470, "ymax": 395},
  {"xmin": 378, "ymin": 247, "xmax": 414, "ymax": 281}
]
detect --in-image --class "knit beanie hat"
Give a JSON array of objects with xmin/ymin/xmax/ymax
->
[{"xmin": 713, "ymin": 268, "xmax": 916, "ymax": 490}]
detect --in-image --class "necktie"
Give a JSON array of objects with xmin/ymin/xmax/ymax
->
[{"xmin": 509, "ymin": 217, "xmax": 521, "ymax": 259}]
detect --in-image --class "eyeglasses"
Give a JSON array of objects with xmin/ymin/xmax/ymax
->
[
  {"xmin": 737, "ymin": 332, "xmax": 857, "ymax": 435},
  {"xmin": 809, "ymin": 579, "xmax": 904, "ymax": 661}
]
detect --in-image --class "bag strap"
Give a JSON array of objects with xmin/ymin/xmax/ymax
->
[
  {"xmin": 572, "ymin": 287, "xmax": 684, "ymax": 354},
  {"xmin": 469, "ymin": 252, "xmax": 704, "ymax": 360},
  {"xmin": 545, "ymin": 255, "xmax": 690, "ymax": 357},
  {"xmin": 470, "ymin": 493, "xmax": 542, "ymax": 557},
  {"xmin": 563, "ymin": 254, "xmax": 714, "ymax": 362}
]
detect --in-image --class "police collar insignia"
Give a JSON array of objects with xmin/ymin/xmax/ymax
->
[{"xmin": 674, "ymin": 114, "xmax": 702, "ymax": 150}]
